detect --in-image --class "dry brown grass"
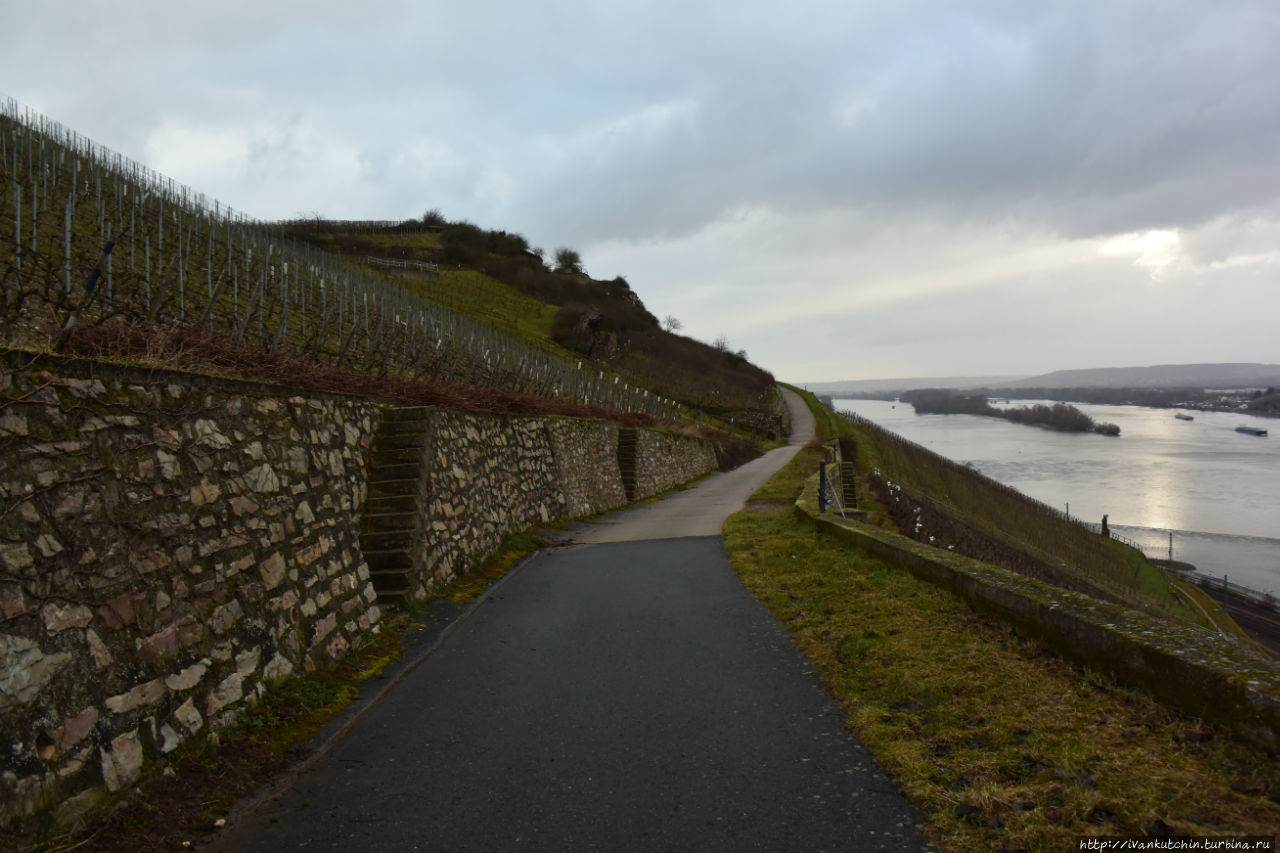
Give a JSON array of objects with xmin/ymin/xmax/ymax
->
[{"xmin": 56, "ymin": 320, "xmax": 668, "ymax": 425}]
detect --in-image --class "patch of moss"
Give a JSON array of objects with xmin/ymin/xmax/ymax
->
[{"xmin": 436, "ymin": 531, "xmax": 544, "ymax": 603}]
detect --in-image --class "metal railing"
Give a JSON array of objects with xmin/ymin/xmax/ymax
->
[{"xmin": 817, "ymin": 460, "xmax": 847, "ymax": 518}]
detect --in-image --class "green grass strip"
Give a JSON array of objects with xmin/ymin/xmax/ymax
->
[{"xmin": 722, "ymin": 435, "xmax": 1280, "ymax": 850}]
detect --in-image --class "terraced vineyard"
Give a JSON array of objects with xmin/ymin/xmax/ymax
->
[
  {"xmin": 828, "ymin": 403, "xmax": 1210, "ymax": 627},
  {"xmin": 0, "ymin": 99, "xmax": 684, "ymax": 418}
]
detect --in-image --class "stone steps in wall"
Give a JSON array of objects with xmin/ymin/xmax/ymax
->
[
  {"xmin": 617, "ymin": 427, "xmax": 639, "ymax": 501},
  {"xmin": 359, "ymin": 527, "xmax": 417, "ymax": 552},
  {"xmin": 372, "ymin": 430, "xmax": 430, "ymax": 450},
  {"xmin": 361, "ymin": 510, "xmax": 419, "ymax": 533},
  {"xmin": 363, "ymin": 547, "xmax": 415, "ymax": 572},
  {"xmin": 380, "ymin": 406, "xmax": 436, "ymax": 430},
  {"xmin": 369, "ymin": 566, "xmax": 414, "ymax": 589},
  {"xmin": 375, "ymin": 588, "xmax": 413, "ymax": 607},
  {"xmin": 367, "ymin": 461, "xmax": 420, "ymax": 482},
  {"xmin": 358, "ymin": 528, "xmax": 417, "ymax": 594},
  {"xmin": 370, "ymin": 446, "xmax": 425, "ymax": 467},
  {"xmin": 365, "ymin": 493, "xmax": 418, "ymax": 514},
  {"xmin": 366, "ymin": 477, "xmax": 419, "ymax": 499},
  {"xmin": 840, "ymin": 461, "xmax": 857, "ymax": 508},
  {"xmin": 383, "ymin": 404, "xmax": 435, "ymax": 419},
  {"xmin": 358, "ymin": 406, "xmax": 437, "ymax": 606},
  {"xmin": 367, "ymin": 561, "xmax": 414, "ymax": 607}
]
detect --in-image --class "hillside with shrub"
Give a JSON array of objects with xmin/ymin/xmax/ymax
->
[
  {"xmin": 1, "ymin": 103, "xmax": 780, "ymax": 440},
  {"xmin": 280, "ymin": 215, "xmax": 779, "ymax": 432}
]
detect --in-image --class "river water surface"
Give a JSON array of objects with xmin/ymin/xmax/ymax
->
[{"xmin": 835, "ymin": 398, "xmax": 1280, "ymax": 594}]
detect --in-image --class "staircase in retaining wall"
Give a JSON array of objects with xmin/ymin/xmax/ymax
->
[
  {"xmin": 617, "ymin": 427, "xmax": 639, "ymax": 501},
  {"xmin": 840, "ymin": 461, "xmax": 857, "ymax": 508},
  {"xmin": 358, "ymin": 407, "xmax": 432, "ymax": 606}
]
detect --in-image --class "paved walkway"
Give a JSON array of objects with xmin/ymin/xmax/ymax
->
[
  {"xmin": 209, "ymin": 390, "xmax": 931, "ymax": 852},
  {"xmin": 545, "ymin": 387, "xmax": 816, "ymax": 545}
]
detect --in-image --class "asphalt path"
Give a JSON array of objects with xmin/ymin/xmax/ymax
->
[
  {"xmin": 545, "ymin": 387, "xmax": 816, "ymax": 544},
  {"xmin": 210, "ymin": 390, "xmax": 931, "ymax": 852}
]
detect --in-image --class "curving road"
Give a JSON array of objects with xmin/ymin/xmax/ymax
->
[{"xmin": 209, "ymin": 388, "xmax": 932, "ymax": 852}]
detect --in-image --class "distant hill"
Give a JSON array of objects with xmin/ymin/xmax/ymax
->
[
  {"xmin": 802, "ymin": 375, "xmax": 1023, "ymax": 396},
  {"xmin": 990, "ymin": 363, "xmax": 1280, "ymax": 390},
  {"xmin": 806, "ymin": 364, "xmax": 1280, "ymax": 396}
]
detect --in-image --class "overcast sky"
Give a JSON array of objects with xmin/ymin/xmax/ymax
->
[{"xmin": 4, "ymin": 1, "xmax": 1278, "ymax": 382}]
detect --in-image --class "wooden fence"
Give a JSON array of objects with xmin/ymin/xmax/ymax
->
[{"xmin": 365, "ymin": 256, "xmax": 439, "ymax": 276}]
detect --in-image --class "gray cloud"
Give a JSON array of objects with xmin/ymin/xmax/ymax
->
[{"xmin": 3, "ymin": 0, "xmax": 1276, "ymax": 379}]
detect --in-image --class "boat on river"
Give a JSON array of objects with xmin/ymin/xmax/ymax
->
[
  {"xmin": 1175, "ymin": 412, "xmax": 1194, "ymax": 421},
  {"xmin": 1236, "ymin": 425, "xmax": 1268, "ymax": 436}
]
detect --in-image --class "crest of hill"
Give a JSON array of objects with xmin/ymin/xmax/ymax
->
[
  {"xmin": 807, "ymin": 364, "xmax": 1280, "ymax": 397},
  {"xmin": 803, "ymin": 375, "xmax": 1022, "ymax": 396},
  {"xmin": 280, "ymin": 216, "xmax": 776, "ymax": 424},
  {"xmin": 991, "ymin": 363, "xmax": 1280, "ymax": 390}
]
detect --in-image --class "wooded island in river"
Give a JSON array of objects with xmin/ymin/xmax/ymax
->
[{"xmin": 901, "ymin": 390, "xmax": 1121, "ymax": 436}]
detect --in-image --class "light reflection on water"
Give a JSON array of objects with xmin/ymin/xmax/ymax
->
[{"xmin": 836, "ymin": 398, "xmax": 1280, "ymax": 593}]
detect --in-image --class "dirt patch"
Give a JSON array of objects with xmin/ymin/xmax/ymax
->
[
  {"xmin": 35, "ymin": 743, "xmax": 294, "ymax": 853},
  {"xmin": 58, "ymin": 322, "xmax": 668, "ymax": 426}
]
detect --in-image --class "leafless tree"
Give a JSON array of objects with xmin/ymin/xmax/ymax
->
[{"xmin": 554, "ymin": 247, "xmax": 584, "ymax": 275}]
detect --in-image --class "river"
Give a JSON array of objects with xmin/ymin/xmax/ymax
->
[{"xmin": 834, "ymin": 398, "xmax": 1280, "ymax": 594}]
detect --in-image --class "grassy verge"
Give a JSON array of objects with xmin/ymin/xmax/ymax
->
[
  {"xmin": 434, "ymin": 531, "xmax": 545, "ymax": 603},
  {"xmin": 721, "ymin": 437, "xmax": 1280, "ymax": 849},
  {"xmin": 749, "ymin": 442, "xmax": 825, "ymax": 504}
]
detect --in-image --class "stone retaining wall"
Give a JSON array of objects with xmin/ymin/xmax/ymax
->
[
  {"xmin": 417, "ymin": 410, "xmax": 570, "ymax": 591},
  {"xmin": 546, "ymin": 418, "xmax": 628, "ymax": 519},
  {"xmin": 631, "ymin": 430, "xmax": 718, "ymax": 500},
  {"xmin": 413, "ymin": 412, "xmax": 712, "ymax": 595},
  {"xmin": 0, "ymin": 352, "xmax": 719, "ymax": 832},
  {"xmin": 0, "ymin": 352, "xmax": 382, "ymax": 830}
]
